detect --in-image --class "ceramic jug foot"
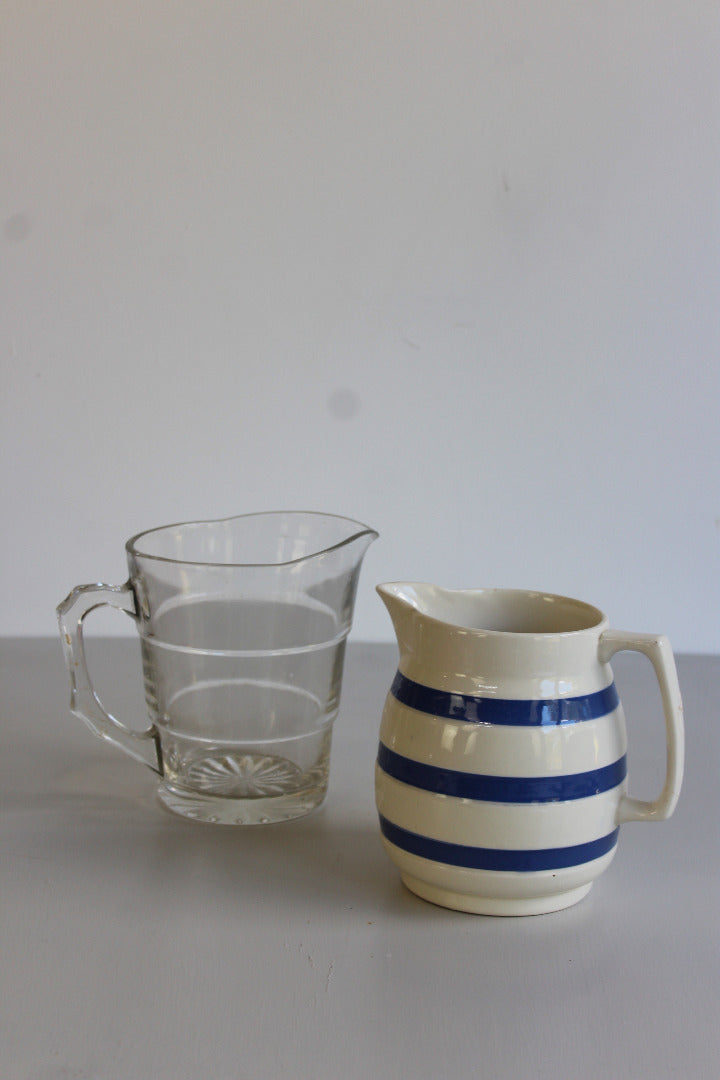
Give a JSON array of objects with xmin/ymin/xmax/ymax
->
[{"xmin": 400, "ymin": 874, "xmax": 593, "ymax": 916}]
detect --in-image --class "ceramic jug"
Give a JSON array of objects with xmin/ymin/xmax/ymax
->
[{"xmin": 375, "ymin": 583, "xmax": 684, "ymax": 915}]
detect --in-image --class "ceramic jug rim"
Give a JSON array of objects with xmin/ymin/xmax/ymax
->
[
  {"xmin": 377, "ymin": 582, "xmax": 608, "ymax": 637},
  {"xmin": 127, "ymin": 511, "xmax": 378, "ymax": 568}
]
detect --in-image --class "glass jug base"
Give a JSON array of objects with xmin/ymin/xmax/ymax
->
[
  {"xmin": 156, "ymin": 729, "xmax": 332, "ymax": 824},
  {"xmin": 156, "ymin": 779, "xmax": 328, "ymax": 825}
]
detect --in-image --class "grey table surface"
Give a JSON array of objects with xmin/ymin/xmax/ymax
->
[{"xmin": 2, "ymin": 638, "xmax": 718, "ymax": 1080}]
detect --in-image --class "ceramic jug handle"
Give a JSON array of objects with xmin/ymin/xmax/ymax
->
[
  {"xmin": 57, "ymin": 583, "xmax": 162, "ymax": 774},
  {"xmin": 598, "ymin": 630, "xmax": 684, "ymax": 823}
]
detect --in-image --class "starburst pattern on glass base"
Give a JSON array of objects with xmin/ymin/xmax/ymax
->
[{"xmin": 184, "ymin": 752, "xmax": 304, "ymax": 797}]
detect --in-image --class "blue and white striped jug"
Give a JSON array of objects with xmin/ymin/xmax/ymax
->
[{"xmin": 375, "ymin": 583, "xmax": 684, "ymax": 915}]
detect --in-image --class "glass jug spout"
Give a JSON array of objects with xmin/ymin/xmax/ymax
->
[{"xmin": 304, "ymin": 516, "xmax": 379, "ymax": 633}]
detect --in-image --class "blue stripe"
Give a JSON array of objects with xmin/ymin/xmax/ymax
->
[
  {"xmin": 391, "ymin": 671, "xmax": 619, "ymax": 726},
  {"xmin": 379, "ymin": 816, "xmax": 620, "ymax": 872},
  {"xmin": 377, "ymin": 743, "xmax": 627, "ymax": 803}
]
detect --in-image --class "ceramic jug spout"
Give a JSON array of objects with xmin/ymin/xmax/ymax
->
[{"xmin": 376, "ymin": 582, "xmax": 447, "ymax": 663}]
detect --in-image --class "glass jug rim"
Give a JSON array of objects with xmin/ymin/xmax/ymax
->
[{"xmin": 126, "ymin": 511, "xmax": 378, "ymax": 568}]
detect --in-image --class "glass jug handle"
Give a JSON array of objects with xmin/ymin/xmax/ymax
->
[
  {"xmin": 57, "ymin": 583, "xmax": 162, "ymax": 774},
  {"xmin": 598, "ymin": 630, "xmax": 684, "ymax": 823}
]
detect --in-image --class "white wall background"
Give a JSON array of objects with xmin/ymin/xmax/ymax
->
[{"xmin": 2, "ymin": 2, "xmax": 718, "ymax": 651}]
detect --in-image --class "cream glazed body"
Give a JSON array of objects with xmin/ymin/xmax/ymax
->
[{"xmin": 375, "ymin": 584, "xmax": 684, "ymax": 916}]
